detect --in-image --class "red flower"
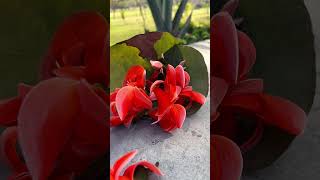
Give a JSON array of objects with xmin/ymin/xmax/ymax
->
[
  {"xmin": 41, "ymin": 11, "xmax": 109, "ymax": 87},
  {"xmin": 110, "ymin": 65, "xmax": 152, "ymax": 127},
  {"xmin": 0, "ymin": 78, "xmax": 109, "ymax": 180},
  {"xmin": 211, "ymin": 9, "xmax": 307, "ymax": 152},
  {"xmin": 212, "ymin": 135, "xmax": 243, "ymax": 180},
  {"xmin": 150, "ymin": 64, "xmax": 206, "ymax": 132},
  {"xmin": 146, "ymin": 60, "xmax": 164, "ymax": 89},
  {"xmin": 110, "ymin": 150, "xmax": 163, "ymax": 180},
  {"xmin": 0, "ymin": 83, "xmax": 32, "ymax": 126}
]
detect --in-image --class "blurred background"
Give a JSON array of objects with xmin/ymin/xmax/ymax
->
[{"xmin": 110, "ymin": 0, "xmax": 210, "ymax": 45}]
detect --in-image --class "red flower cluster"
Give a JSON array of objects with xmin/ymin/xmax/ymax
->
[
  {"xmin": 211, "ymin": 0, "xmax": 307, "ymax": 179},
  {"xmin": 110, "ymin": 62, "xmax": 206, "ymax": 132},
  {"xmin": 0, "ymin": 12, "xmax": 109, "ymax": 180},
  {"xmin": 110, "ymin": 150, "xmax": 163, "ymax": 180}
]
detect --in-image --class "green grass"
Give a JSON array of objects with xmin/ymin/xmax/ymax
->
[{"xmin": 110, "ymin": 6, "xmax": 210, "ymax": 45}]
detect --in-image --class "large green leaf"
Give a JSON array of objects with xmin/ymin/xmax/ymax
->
[
  {"xmin": 0, "ymin": 0, "xmax": 107, "ymax": 99},
  {"xmin": 110, "ymin": 43, "xmax": 151, "ymax": 91},
  {"xmin": 154, "ymin": 32, "xmax": 183, "ymax": 58},
  {"xmin": 123, "ymin": 32, "xmax": 163, "ymax": 60},
  {"xmin": 123, "ymin": 32, "xmax": 182, "ymax": 60},
  {"xmin": 164, "ymin": 45, "xmax": 209, "ymax": 114}
]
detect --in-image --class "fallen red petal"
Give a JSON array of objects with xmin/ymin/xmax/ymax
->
[
  {"xmin": 112, "ymin": 150, "xmax": 138, "ymax": 180},
  {"xmin": 123, "ymin": 161, "xmax": 164, "ymax": 180}
]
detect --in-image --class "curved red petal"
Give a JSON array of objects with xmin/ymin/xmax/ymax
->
[
  {"xmin": 110, "ymin": 102, "xmax": 118, "ymax": 116},
  {"xmin": 180, "ymin": 90, "xmax": 206, "ymax": 105},
  {"xmin": 229, "ymin": 79, "xmax": 263, "ymax": 96},
  {"xmin": 53, "ymin": 66, "xmax": 86, "ymax": 80},
  {"xmin": 150, "ymin": 61, "xmax": 163, "ymax": 70},
  {"xmin": 110, "ymin": 88, "xmax": 120, "ymax": 102},
  {"xmin": 0, "ymin": 97, "xmax": 21, "ymax": 126},
  {"xmin": 115, "ymin": 86, "xmax": 135, "ymax": 120},
  {"xmin": 9, "ymin": 172, "xmax": 32, "ymax": 180},
  {"xmin": 171, "ymin": 104, "xmax": 186, "ymax": 128},
  {"xmin": 133, "ymin": 88, "xmax": 152, "ymax": 110},
  {"xmin": 61, "ymin": 42, "xmax": 85, "ymax": 66},
  {"xmin": 111, "ymin": 116, "xmax": 123, "ymax": 127},
  {"xmin": 18, "ymin": 83, "xmax": 32, "ymax": 98},
  {"xmin": 153, "ymin": 88, "xmax": 172, "ymax": 117},
  {"xmin": 184, "ymin": 71, "xmax": 190, "ymax": 86},
  {"xmin": 211, "ymin": 12, "xmax": 239, "ymax": 84},
  {"xmin": 149, "ymin": 80, "xmax": 164, "ymax": 100},
  {"xmin": 212, "ymin": 135, "xmax": 243, "ymax": 180},
  {"xmin": 123, "ymin": 113, "xmax": 136, "ymax": 128},
  {"xmin": 191, "ymin": 91, "xmax": 206, "ymax": 105},
  {"xmin": 159, "ymin": 117, "xmax": 176, "ymax": 132},
  {"xmin": 212, "ymin": 77, "xmax": 229, "ymax": 113},
  {"xmin": 93, "ymin": 86, "xmax": 109, "ymax": 104},
  {"xmin": 165, "ymin": 64, "xmax": 176, "ymax": 86},
  {"xmin": 0, "ymin": 127, "xmax": 27, "ymax": 173},
  {"xmin": 175, "ymin": 65, "xmax": 185, "ymax": 88},
  {"xmin": 237, "ymin": 31, "xmax": 256, "ymax": 79},
  {"xmin": 222, "ymin": 94, "xmax": 307, "ymax": 135},
  {"xmin": 71, "ymin": 80, "xmax": 109, "ymax": 157},
  {"xmin": 222, "ymin": 93, "xmax": 262, "ymax": 112},
  {"xmin": 119, "ymin": 176, "xmax": 130, "ymax": 180},
  {"xmin": 77, "ymin": 79, "xmax": 108, "ymax": 122},
  {"xmin": 212, "ymin": 111, "xmax": 220, "ymax": 122},
  {"xmin": 112, "ymin": 150, "xmax": 138, "ymax": 180},
  {"xmin": 158, "ymin": 104, "xmax": 186, "ymax": 132},
  {"xmin": 212, "ymin": 110, "xmax": 238, "ymax": 140},
  {"xmin": 260, "ymin": 94, "xmax": 307, "ymax": 135},
  {"xmin": 123, "ymin": 161, "xmax": 164, "ymax": 180},
  {"xmin": 18, "ymin": 78, "xmax": 80, "ymax": 180},
  {"xmin": 57, "ymin": 80, "xmax": 109, "ymax": 173},
  {"xmin": 123, "ymin": 65, "xmax": 146, "ymax": 88},
  {"xmin": 221, "ymin": 0, "xmax": 239, "ymax": 16},
  {"xmin": 41, "ymin": 12, "xmax": 108, "ymax": 85}
]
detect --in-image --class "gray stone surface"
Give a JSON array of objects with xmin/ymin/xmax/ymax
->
[
  {"xmin": 110, "ymin": 41, "xmax": 211, "ymax": 180},
  {"xmin": 243, "ymin": 0, "xmax": 320, "ymax": 179}
]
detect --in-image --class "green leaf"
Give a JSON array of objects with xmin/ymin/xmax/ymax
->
[
  {"xmin": 154, "ymin": 32, "xmax": 183, "ymax": 59},
  {"xmin": 123, "ymin": 32, "xmax": 163, "ymax": 60},
  {"xmin": 110, "ymin": 43, "xmax": 151, "ymax": 91},
  {"xmin": 164, "ymin": 45, "xmax": 209, "ymax": 114}
]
